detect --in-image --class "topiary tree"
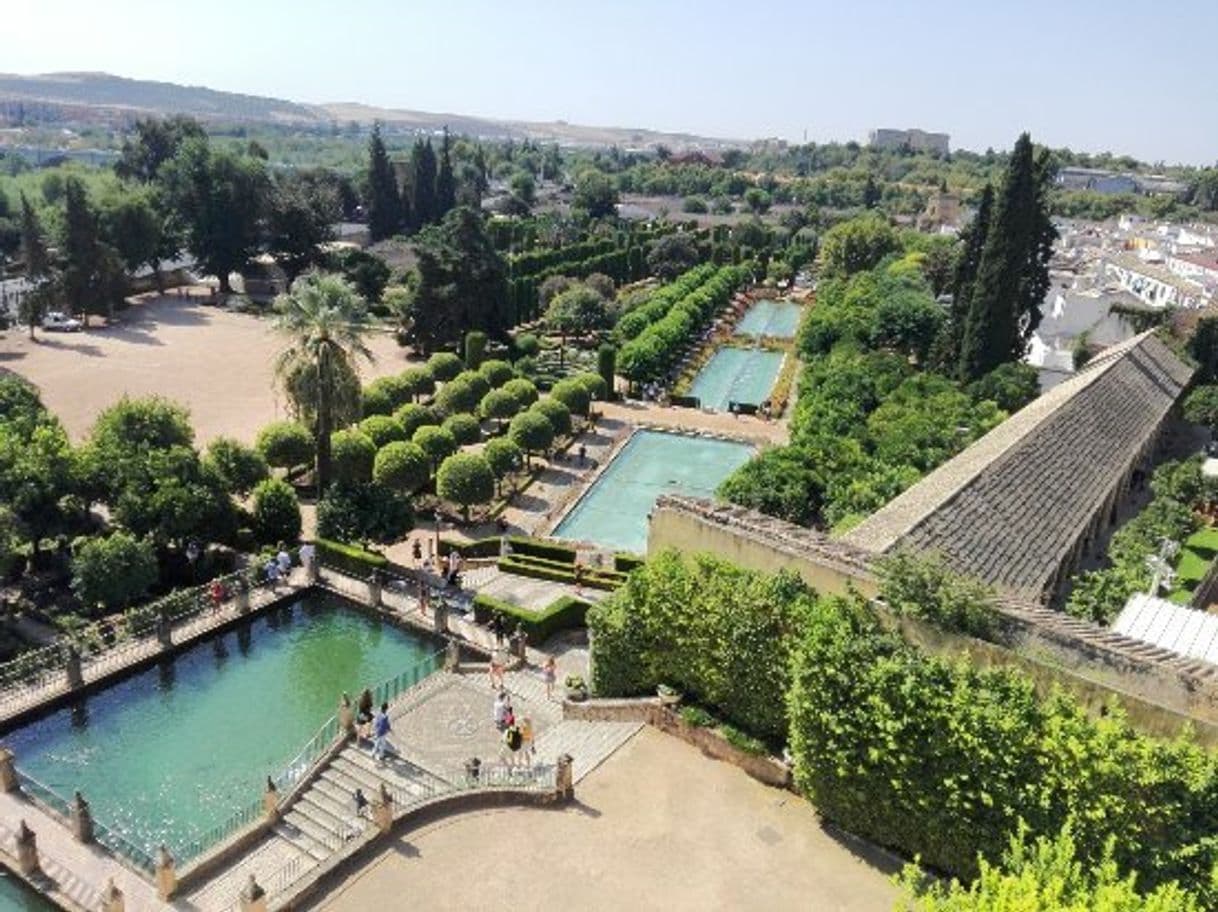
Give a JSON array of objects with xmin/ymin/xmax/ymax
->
[
  {"xmin": 483, "ymin": 437, "xmax": 523, "ymax": 495},
  {"xmin": 478, "ymin": 359, "xmax": 515, "ymax": 388},
  {"xmin": 255, "ymin": 420, "xmax": 314, "ymax": 473},
  {"xmin": 442, "ymin": 412, "xmax": 482, "ymax": 446},
  {"xmin": 71, "ymin": 531, "xmax": 158, "ymax": 616},
  {"xmin": 453, "ymin": 370, "xmax": 491, "ymax": 403},
  {"xmin": 362, "ymin": 375, "xmax": 413, "ymax": 416},
  {"xmin": 412, "ymin": 424, "xmax": 458, "ymax": 472},
  {"xmin": 531, "ymin": 398, "xmax": 572, "ymax": 437},
  {"xmin": 513, "ymin": 333, "xmax": 541, "ymax": 359},
  {"xmin": 508, "ymin": 411, "xmax": 554, "ymax": 466},
  {"xmin": 251, "ymin": 478, "xmax": 302, "ymax": 543},
  {"xmin": 575, "ymin": 370, "xmax": 608, "ymax": 403},
  {"xmin": 330, "ymin": 429, "xmax": 377, "ymax": 485},
  {"xmin": 464, "ymin": 331, "xmax": 487, "ymax": 369},
  {"xmin": 400, "ymin": 365, "xmax": 436, "ymax": 402},
  {"xmin": 205, "ymin": 436, "xmax": 269, "ymax": 496},
  {"xmin": 373, "ymin": 441, "xmax": 430, "ymax": 494},
  {"xmin": 502, "ymin": 377, "xmax": 539, "ymax": 410},
  {"xmin": 550, "ymin": 378, "xmax": 591, "ymax": 417},
  {"xmin": 393, "ymin": 403, "xmax": 436, "ymax": 437},
  {"xmin": 480, "ymin": 389, "xmax": 519, "ymax": 431},
  {"xmin": 435, "ymin": 376, "xmax": 480, "ymax": 417},
  {"xmin": 427, "ymin": 351, "xmax": 464, "ymax": 382},
  {"xmin": 359, "ymin": 414, "xmax": 407, "ymax": 448},
  {"xmin": 436, "ymin": 452, "xmax": 495, "ymax": 521}
]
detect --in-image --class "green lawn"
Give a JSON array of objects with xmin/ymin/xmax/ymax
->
[{"xmin": 1167, "ymin": 525, "xmax": 1218, "ymax": 602}]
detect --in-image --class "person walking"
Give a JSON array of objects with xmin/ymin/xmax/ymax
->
[
  {"xmin": 541, "ymin": 655, "xmax": 557, "ymax": 701},
  {"xmin": 490, "ymin": 642, "xmax": 507, "ymax": 688},
  {"xmin": 493, "ymin": 689, "xmax": 510, "ymax": 732},
  {"xmin": 276, "ymin": 544, "xmax": 292, "ymax": 578},
  {"xmin": 520, "ymin": 716, "xmax": 535, "ymax": 766},
  {"xmin": 371, "ymin": 702, "xmax": 392, "ymax": 763},
  {"xmin": 356, "ymin": 689, "xmax": 374, "ymax": 745}
]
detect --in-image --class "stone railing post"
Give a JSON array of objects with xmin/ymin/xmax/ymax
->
[
  {"xmin": 431, "ymin": 597, "xmax": 447, "ymax": 636},
  {"xmin": 64, "ymin": 645, "xmax": 84, "ymax": 690},
  {"xmin": 510, "ymin": 628, "xmax": 528, "ymax": 665},
  {"xmin": 14, "ymin": 820, "xmax": 38, "ymax": 876},
  {"xmin": 338, "ymin": 693, "xmax": 355, "ymax": 737},
  {"xmin": 238, "ymin": 874, "xmax": 268, "ymax": 912},
  {"xmin": 367, "ymin": 573, "xmax": 383, "ymax": 608},
  {"xmin": 262, "ymin": 776, "xmax": 279, "ymax": 824},
  {"xmin": 155, "ymin": 845, "xmax": 176, "ymax": 900},
  {"xmin": 156, "ymin": 616, "xmax": 173, "ymax": 651},
  {"xmin": 554, "ymin": 753, "xmax": 574, "ymax": 803},
  {"xmin": 100, "ymin": 878, "xmax": 124, "ymax": 912},
  {"xmin": 234, "ymin": 584, "xmax": 251, "ymax": 615},
  {"xmin": 373, "ymin": 782, "xmax": 393, "ymax": 834},
  {"xmin": 443, "ymin": 639, "xmax": 461, "ymax": 673},
  {"xmin": 69, "ymin": 790, "xmax": 94, "ymax": 843},
  {"xmin": 0, "ymin": 747, "xmax": 18, "ymax": 793}
]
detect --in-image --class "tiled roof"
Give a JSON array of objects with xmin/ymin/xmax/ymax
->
[{"xmin": 843, "ymin": 331, "xmax": 1194, "ymax": 601}]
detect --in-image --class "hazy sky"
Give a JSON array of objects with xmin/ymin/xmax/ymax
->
[{"xmin": 6, "ymin": 0, "xmax": 1215, "ymax": 165}]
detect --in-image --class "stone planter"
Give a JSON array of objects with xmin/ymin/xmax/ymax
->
[{"xmin": 565, "ymin": 683, "xmax": 588, "ymax": 702}]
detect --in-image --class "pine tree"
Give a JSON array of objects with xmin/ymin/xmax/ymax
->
[
  {"xmin": 958, "ymin": 134, "xmax": 1057, "ymax": 381},
  {"xmin": 411, "ymin": 139, "xmax": 438, "ymax": 228},
  {"xmin": 366, "ymin": 123, "xmax": 402, "ymax": 242},
  {"xmin": 436, "ymin": 127, "xmax": 457, "ymax": 218}
]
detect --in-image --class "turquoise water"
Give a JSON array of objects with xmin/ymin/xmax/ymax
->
[
  {"xmin": 688, "ymin": 347, "xmax": 786, "ymax": 411},
  {"xmin": 4, "ymin": 594, "xmax": 436, "ymax": 861},
  {"xmin": 553, "ymin": 430, "xmax": 752, "ymax": 553},
  {"xmin": 736, "ymin": 299, "xmax": 802, "ymax": 339},
  {"xmin": 0, "ymin": 876, "xmax": 53, "ymax": 911}
]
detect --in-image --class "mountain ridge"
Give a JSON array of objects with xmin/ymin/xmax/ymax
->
[{"xmin": 0, "ymin": 71, "xmax": 742, "ymax": 149}]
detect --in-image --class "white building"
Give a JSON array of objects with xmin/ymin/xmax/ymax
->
[
  {"xmin": 868, "ymin": 128, "xmax": 949, "ymax": 155},
  {"xmin": 1103, "ymin": 254, "xmax": 1208, "ymax": 309}
]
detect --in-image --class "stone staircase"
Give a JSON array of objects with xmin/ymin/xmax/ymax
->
[{"xmin": 273, "ymin": 743, "xmax": 447, "ymax": 861}]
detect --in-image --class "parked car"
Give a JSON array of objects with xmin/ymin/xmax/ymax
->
[{"xmin": 42, "ymin": 312, "xmax": 83, "ymax": 332}]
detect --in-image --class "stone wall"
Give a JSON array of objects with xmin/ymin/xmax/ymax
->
[{"xmin": 649, "ymin": 496, "xmax": 1218, "ymax": 745}]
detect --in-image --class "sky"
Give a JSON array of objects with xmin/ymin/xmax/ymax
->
[{"xmin": 5, "ymin": 0, "xmax": 1216, "ymax": 165}]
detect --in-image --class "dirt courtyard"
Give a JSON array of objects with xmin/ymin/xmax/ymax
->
[
  {"xmin": 313, "ymin": 727, "xmax": 901, "ymax": 912},
  {"xmin": 0, "ymin": 293, "xmax": 412, "ymax": 444}
]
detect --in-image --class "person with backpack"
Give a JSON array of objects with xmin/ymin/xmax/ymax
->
[{"xmin": 371, "ymin": 702, "xmax": 393, "ymax": 763}]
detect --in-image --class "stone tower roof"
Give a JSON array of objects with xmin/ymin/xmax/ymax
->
[{"xmin": 842, "ymin": 331, "xmax": 1195, "ymax": 601}]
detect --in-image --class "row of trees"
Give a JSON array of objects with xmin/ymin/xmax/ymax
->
[
  {"xmin": 590, "ymin": 551, "xmax": 1217, "ymax": 906},
  {"xmin": 366, "ymin": 125, "xmax": 468, "ymax": 242}
]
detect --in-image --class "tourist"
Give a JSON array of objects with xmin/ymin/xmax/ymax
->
[
  {"xmin": 493, "ymin": 689, "xmax": 510, "ymax": 731},
  {"xmin": 208, "ymin": 578, "xmax": 226, "ymax": 612},
  {"xmin": 490, "ymin": 642, "xmax": 507, "ymax": 688},
  {"xmin": 503, "ymin": 720, "xmax": 523, "ymax": 766},
  {"xmin": 488, "ymin": 612, "xmax": 505, "ymax": 645},
  {"xmin": 276, "ymin": 544, "xmax": 292, "ymax": 577},
  {"xmin": 356, "ymin": 689, "xmax": 374, "ymax": 744},
  {"xmin": 520, "ymin": 716, "xmax": 535, "ymax": 765},
  {"xmin": 541, "ymin": 656, "xmax": 557, "ymax": 700},
  {"xmin": 447, "ymin": 551, "xmax": 463, "ymax": 587},
  {"xmin": 299, "ymin": 541, "xmax": 316, "ymax": 576},
  {"xmin": 264, "ymin": 558, "xmax": 280, "ymax": 587},
  {"xmin": 371, "ymin": 702, "xmax": 392, "ymax": 763},
  {"xmin": 578, "ymin": 444, "xmax": 587, "ymax": 466},
  {"xmin": 353, "ymin": 787, "xmax": 369, "ymax": 819},
  {"xmin": 411, "ymin": 539, "xmax": 423, "ymax": 565}
]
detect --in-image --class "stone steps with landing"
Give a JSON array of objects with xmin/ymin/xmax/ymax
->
[
  {"xmin": 533, "ymin": 720, "xmax": 643, "ymax": 783},
  {"xmin": 181, "ymin": 834, "xmax": 310, "ymax": 912}
]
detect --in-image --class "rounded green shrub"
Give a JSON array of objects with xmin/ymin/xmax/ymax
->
[
  {"xmin": 427, "ymin": 351, "xmax": 464, "ymax": 382},
  {"xmin": 436, "ymin": 452, "xmax": 495, "ymax": 521},
  {"xmin": 373, "ymin": 441, "xmax": 430, "ymax": 494},
  {"xmin": 330, "ymin": 429, "xmax": 377, "ymax": 485},
  {"xmin": 359, "ymin": 414, "xmax": 407, "ymax": 448},
  {"xmin": 443, "ymin": 412, "xmax": 482, "ymax": 446},
  {"xmin": 252, "ymin": 478, "xmax": 302, "ymax": 543}
]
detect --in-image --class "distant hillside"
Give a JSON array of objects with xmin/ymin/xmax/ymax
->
[
  {"xmin": 0, "ymin": 72, "xmax": 316, "ymax": 123},
  {"xmin": 0, "ymin": 71, "xmax": 740, "ymax": 149}
]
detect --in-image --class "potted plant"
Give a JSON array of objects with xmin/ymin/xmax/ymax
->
[
  {"xmin": 564, "ymin": 674, "xmax": 588, "ymax": 702},
  {"xmin": 657, "ymin": 683, "xmax": 683, "ymax": 707}
]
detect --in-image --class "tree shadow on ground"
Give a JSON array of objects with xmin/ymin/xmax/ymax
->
[
  {"xmin": 818, "ymin": 818, "xmax": 906, "ymax": 879},
  {"xmin": 36, "ymin": 337, "xmax": 104, "ymax": 357},
  {"xmin": 0, "ymin": 349, "xmax": 26, "ymax": 362}
]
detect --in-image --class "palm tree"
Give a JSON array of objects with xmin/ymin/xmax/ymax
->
[{"xmin": 273, "ymin": 272, "xmax": 373, "ymax": 496}]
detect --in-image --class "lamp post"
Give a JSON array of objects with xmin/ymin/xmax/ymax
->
[{"xmin": 433, "ymin": 510, "xmax": 442, "ymax": 560}]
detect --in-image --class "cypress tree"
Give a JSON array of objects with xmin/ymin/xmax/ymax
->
[
  {"xmin": 936, "ymin": 183, "xmax": 993, "ymax": 373},
  {"xmin": 436, "ymin": 127, "xmax": 457, "ymax": 218},
  {"xmin": 958, "ymin": 133, "xmax": 1056, "ymax": 380},
  {"xmin": 366, "ymin": 123, "xmax": 402, "ymax": 242},
  {"xmin": 19, "ymin": 194, "xmax": 50, "ymax": 281},
  {"xmin": 411, "ymin": 139, "xmax": 438, "ymax": 228}
]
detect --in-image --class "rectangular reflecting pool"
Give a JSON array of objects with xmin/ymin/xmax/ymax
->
[
  {"xmin": 3, "ymin": 593, "xmax": 437, "ymax": 862},
  {"xmin": 553, "ymin": 430, "xmax": 752, "ymax": 553},
  {"xmin": 736, "ymin": 299, "xmax": 802, "ymax": 339},
  {"xmin": 0, "ymin": 875, "xmax": 54, "ymax": 911},
  {"xmin": 688, "ymin": 347, "xmax": 786, "ymax": 411}
]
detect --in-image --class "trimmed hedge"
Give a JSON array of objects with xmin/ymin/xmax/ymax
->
[
  {"xmin": 497, "ymin": 554, "xmax": 625, "ymax": 591},
  {"xmin": 315, "ymin": 538, "xmax": 388, "ymax": 577},
  {"xmin": 614, "ymin": 553, "xmax": 645, "ymax": 573},
  {"xmin": 438, "ymin": 535, "xmax": 578, "ymax": 563},
  {"xmin": 472, "ymin": 592, "xmax": 593, "ymax": 643}
]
